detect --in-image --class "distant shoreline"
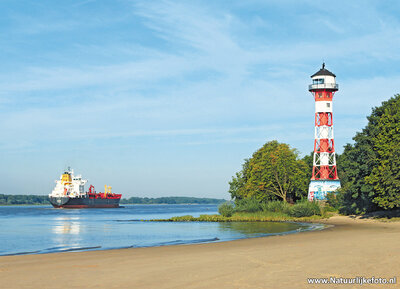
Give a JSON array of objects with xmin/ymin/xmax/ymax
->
[
  {"xmin": 0, "ymin": 194, "xmax": 227, "ymax": 206},
  {"xmin": 0, "ymin": 203, "xmax": 223, "ymax": 206}
]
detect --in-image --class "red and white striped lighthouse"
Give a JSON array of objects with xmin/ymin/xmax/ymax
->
[{"xmin": 308, "ymin": 63, "xmax": 341, "ymax": 201}]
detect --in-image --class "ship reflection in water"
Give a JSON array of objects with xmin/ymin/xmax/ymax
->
[
  {"xmin": 53, "ymin": 216, "xmax": 81, "ymax": 235},
  {"xmin": 52, "ymin": 216, "xmax": 83, "ymax": 249}
]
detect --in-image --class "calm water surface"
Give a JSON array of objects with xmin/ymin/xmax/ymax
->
[{"xmin": 0, "ymin": 205, "xmax": 320, "ymax": 255}]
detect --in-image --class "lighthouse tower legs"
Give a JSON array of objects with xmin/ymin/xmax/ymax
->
[
  {"xmin": 308, "ymin": 64, "xmax": 341, "ymax": 201},
  {"xmin": 308, "ymin": 109, "xmax": 341, "ymax": 200}
]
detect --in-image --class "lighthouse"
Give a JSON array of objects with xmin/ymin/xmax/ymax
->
[{"xmin": 308, "ymin": 63, "xmax": 341, "ymax": 201}]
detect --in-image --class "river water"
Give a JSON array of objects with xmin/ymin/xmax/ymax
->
[{"xmin": 0, "ymin": 204, "xmax": 321, "ymax": 255}]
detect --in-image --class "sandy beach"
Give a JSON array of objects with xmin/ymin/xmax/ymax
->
[{"xmin": 1, "ymin": 216, "xmax": 399, "ymax": 289}]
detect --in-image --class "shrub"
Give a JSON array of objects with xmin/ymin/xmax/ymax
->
[
  {"xmin": 263, "ymin": 200, "xmax": 291, "ymax": 214},
  {"xmin": 326, "ymin": 192, "xmax": 340, "ymax": 210},
  {"xmin": 235, "ymin": 198, "xmax": 262, "ymax": 213},
  {"xmin": 218, "ymin": 202, "xmax": 235, "ymax": 217},
  {"xmin": 289, "ymin": 201, "xmax": 321, "ymax": 217}
]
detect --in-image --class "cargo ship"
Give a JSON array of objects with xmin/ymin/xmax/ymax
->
[{"xmin": 49, "ymin": 168, "xmax": 121, "ymax": 208}]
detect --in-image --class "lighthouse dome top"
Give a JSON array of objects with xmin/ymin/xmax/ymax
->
[
  {"xmin": 309, "ymin": 63, "xmax": 338, "ymax": 92},
  {"xmin": 311, "ymin": 63, "xmax": 336, "ymax": 78}
]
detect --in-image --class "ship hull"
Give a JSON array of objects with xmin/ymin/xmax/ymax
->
[{"xmin": 49, "ymin": 196, "xmax": 120, "ymax": 208}]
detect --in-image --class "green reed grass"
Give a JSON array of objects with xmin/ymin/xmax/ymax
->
[{"xmin": 151, "ymin": 211, "xmax": 329, "ymax": 223}]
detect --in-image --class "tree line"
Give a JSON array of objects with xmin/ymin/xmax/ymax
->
[
  {"xmin": 229, "ymin": 94, "xmax": 400, "ymax": 214},
  {"xmin": 0, "ymin": 194, "xmax": 226, "ymax": 205},
  {"xmin": 0, "ymin": 194, "xmax": 49, "ymax": 205}
]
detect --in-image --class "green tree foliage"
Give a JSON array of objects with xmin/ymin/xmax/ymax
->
[
  {"xmin": 326, "ymin": 192, "xmax": 340, "ymax": 210},
  {"xmin": 365, "ymin": 95, "xmax": 400, "ymax": 209},
  {"xmin": 338, "ymin": 94, "xmax": 400, "ymax": 213},
  {"xmin": 301, "ymin": 151, "xmax": 314, "ymax": 182},
  {"xmin": 228, "ymin": 159, "xmax": 249, "ymax": 201},
  {"xmin": 229, "ymin": 140, "xmax": 308, "ymax": 202},
  {"xmin": 337, "ymin": 141, "xmax": 377, "ymax": 214}
]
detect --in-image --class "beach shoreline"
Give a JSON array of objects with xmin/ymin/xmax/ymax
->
[{"xmin": 1, "ymin": 216, "xmax": 399, "ymax": 289}]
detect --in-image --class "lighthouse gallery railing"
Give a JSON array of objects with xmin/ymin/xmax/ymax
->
[{"xmin": 309, "ymin": 83, "xmax": 339, "ymax": 90}]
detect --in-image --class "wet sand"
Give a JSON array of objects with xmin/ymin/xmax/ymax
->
[{"xmin": 1, "ymin": 216, "xmax": 399, "ymax": 289}]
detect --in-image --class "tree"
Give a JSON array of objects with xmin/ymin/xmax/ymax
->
[
  {"xmin": 229, "ymin": 140, "xmax": 308, "ymax": 202},
  {"xmin": 337, "ymin": 141, "xmax": 377, "ymax": 214},
  {"xmin": 338, "ymin": 94, "xmax": 400, "ymax": 213},
  {"xmin": 228, "ymin": 159, "xmax": 249, "ymax": 201},
  {"xmin": 302, "ymin": 151, "xmax": 314, "ymax": 182},
  {"xmin": 365, "ymin": 95, "xmax": 400, "ymax": 209}
]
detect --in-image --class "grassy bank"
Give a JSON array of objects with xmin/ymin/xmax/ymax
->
[
  {"xmin": 151, "ymin": 199, "xmax": 337, "ymax": 222},
  {"xmin": 151, "ymin": 211, "xmax": 334, "ymax": 223}
]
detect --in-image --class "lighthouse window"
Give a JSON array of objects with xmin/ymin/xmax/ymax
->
[
  {"xmin": 313, "ymin": 79, "xmax": 324, "ymax": 84},
  {"xmin": 327, "ymin": 103, "xmax": 331, "ymax": 108}
]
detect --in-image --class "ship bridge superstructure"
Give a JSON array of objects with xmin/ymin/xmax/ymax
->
[{"xmin": 49, "ymin": 168, "xmax": 87, "ymax": 198}]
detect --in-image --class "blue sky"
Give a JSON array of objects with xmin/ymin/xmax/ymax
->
[{"xmin": 1, "ymin": 0, "xmax": 400, "ymax": 198}]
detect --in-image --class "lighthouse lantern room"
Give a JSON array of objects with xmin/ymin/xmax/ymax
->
[{"xmin": 308, "ymin": 63, "xmax": 341, "ymax": 201}]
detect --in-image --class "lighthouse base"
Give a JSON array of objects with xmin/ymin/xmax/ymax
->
[{"xmin": 308, "ymin": 180, "xmax": 341, "ymax": 201}]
